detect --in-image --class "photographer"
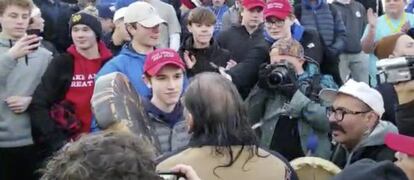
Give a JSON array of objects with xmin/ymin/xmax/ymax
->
[
  {"xmin": 246, "ymin": 38, "xmax": 337, "ymax": 161},
  {"xmin": 374, "ymin": 33, "xmax": 414, "ymax": 136}
]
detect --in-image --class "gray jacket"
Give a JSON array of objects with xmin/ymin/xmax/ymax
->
[
  {"xmin": 147, "ymin": 112, "xmax": 191, "ymax": 155},
  {"xmin": 331, "ymin": 120, "xmax": 398, "ymax": 168},
  {"xmin": 0, "ymin": 36, "xmax": 53, "ymax": 147},
  {"xmin": 332, "ymin": 0, "xmax": 367, "ymax": 53}
]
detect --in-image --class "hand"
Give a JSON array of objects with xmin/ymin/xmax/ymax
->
[
  {"xmin": 367, "ymin": 8, "xmax": 377, "ymax": 29},
  {"xmin": 183, "ymin": 50, "xmax": 197, "ymax": 69},
  {"xmin": 5, "ymin": 96, "xmax": 32, "ymax": 114},
  {"xmin": 225, "ymin": 59, "xmax": 237, "ymax": 70},
  {"xmin": 394, "ymin": 80, "xmax": 414, "ymax": 104},
  {"xmin": 401, "ymin": 21, "xmax": 411, "ymax": 33},
  {"xmin": 7, "ymin": 35, "xmax": 42, "ymax": 59},
  {"xmin": 170, "ymin": 164, "xmax": 201, "ymax": 180}
]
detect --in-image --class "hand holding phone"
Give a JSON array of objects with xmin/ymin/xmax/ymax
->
[
  {"xmin": 158, "ymin": 172, "xmax": 186, "ymax": 180},
  {"xmin": 26, "ymin": 29, "xmax": 41, "ymax": 51}
]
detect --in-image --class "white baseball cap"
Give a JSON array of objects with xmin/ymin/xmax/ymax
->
[
  {"xmin": 123, "ymin": 1, "xmax": 165, "ymax": 27},
  {"xmin": 113, "ymin": 7, "xmax": 127, "ymax": 23},
  {"xmin": 319, "ymin": 79, "xmax": 385, "ymax": 117}
]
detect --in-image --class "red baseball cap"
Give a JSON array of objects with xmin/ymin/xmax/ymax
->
[
  {"xmin": 385, "ymin": 133, "xmax": 414, "ymax": 156},
  {"xmin": 144, "ymin": 48, "xmax": 185, "ymax": 76},
  {"xmin": 242, "ymin": 0, "xmax": 265, "ymax": 10},
  {"xmin": 264, "ymin": 0, "xmax": 292, "ymax": 20}
]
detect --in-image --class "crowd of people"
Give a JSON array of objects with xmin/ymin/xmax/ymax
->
[{"xmin": 0, "ymin": 0, "xmax": 413, "ymax": 179}]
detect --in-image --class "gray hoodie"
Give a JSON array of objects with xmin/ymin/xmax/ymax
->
[
  {"xmin": 0, "ymin": 36, "xmax": 52, "ymax": 148},
  {"xmin": 343, "ymin": 120, "xmax": 398, "ymax": 167}
]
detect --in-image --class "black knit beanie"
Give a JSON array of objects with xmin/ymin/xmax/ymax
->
[{"xmin": 69, "ymin": 12, "xmax": 102, "ymax": 40}]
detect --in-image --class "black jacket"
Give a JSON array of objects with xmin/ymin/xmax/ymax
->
[
  {"xmin": 179, "ymin": 35, "xmax": 232, "ymax": 77},
  {"xmin": 29, "ymin": 53, "xmax": 74, "ymax": 156},
  {"xmin": 396, "ymin": 100, "xmax": 414, "ymax": 137},
  {"xmin": 217, "ymin": 25, "xmax": 266, "ymax": 63},
  {"xmin": 228, "ymin": 29, "xmax": 323, "ymax": 96},
  {"xmin": 377, "ymin": 83, "xmax": 398, "ymax": 124}
]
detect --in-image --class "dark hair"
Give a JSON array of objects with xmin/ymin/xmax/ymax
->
[
  {"xmin": 183, "ymin": 72, "xmax": 266, "ymax": 177},
  {"xmin": 0, "ymin": 0, "xmax": 33, "ymax": 15},
  {"xmin": 187, "ymin": 7, "xmax": 216, "ymax": 26},
  {"xmin": 40, "ymin": 131, "xmax": 161, "ymax": 180}
]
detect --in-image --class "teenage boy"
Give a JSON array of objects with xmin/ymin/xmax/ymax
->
[
  {"xmin": 97, "ymin": 1, "xmax": 165, "ymax": 97},
  {"xmin": 180, "ymin": 7, "xmax": 232, "ymax": 77},
  {"xmin": 142, "ymin": 48, "xmax": 191, "ymax": 155},
  {"xmin": 0, "ymin": 0, "xmax": 53, "ymax": 179},
  {"xmin": 30, "ymin": 12, "xmax": 113, "ymax": 162},
  {"xmin": 218, "ymin": 0, "xmax": 265, "ymax": 63}
]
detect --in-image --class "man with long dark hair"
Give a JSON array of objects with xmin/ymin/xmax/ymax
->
[{"xmin": 156, "ymin": 72, "xmax": 298, "ymax": 180}]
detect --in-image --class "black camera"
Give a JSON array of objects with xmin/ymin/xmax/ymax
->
[
  {"xmin": 376, "ymin": 56, "xmax": 414, "ymax": 84},
  {"xmin": 262, "ymin": 61, "xmax": 296, "ymax": 89}
]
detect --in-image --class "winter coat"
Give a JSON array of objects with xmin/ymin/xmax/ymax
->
[
  {"xmin": 246, "ymin": 62, "xmax": 337, "ymax": 159},
  {"xmin": 30, "ymin": 41, "xmax": 112, "ymax": 156},
  {"xmin": 179, "ymin": 35, "xmax": 232, "ymax": 77},
  {"xmin": 156, "ymin": 142, "xmax": 298, "ymax": 180},
  {"xmin": 396, "ymin": 99, "xmax": 414, "ymax": 137},
  {"xmin": 142, "ymin": 98, "xmax": 191, "ymax": 155}
]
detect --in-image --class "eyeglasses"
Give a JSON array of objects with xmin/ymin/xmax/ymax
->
[
  {"xmin": 265, "ymin": 19, "xmax": 285, "ymax": 27},
  {"xmin": 326, "ymin": 106, "xmax": 371, "ymax": 122}
]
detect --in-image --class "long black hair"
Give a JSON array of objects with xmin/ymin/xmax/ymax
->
[{"xmin": 183, "ymin": 72, "xmax": 267, "ymax": 177}]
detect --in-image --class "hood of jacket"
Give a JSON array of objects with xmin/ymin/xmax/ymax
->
[
  {"xmin": 355, "ymin": 120, "xmax": 399, "ymax": 150},
  {"xmin": 141, "ymin": 97, "xmax": 184, "ymax": 128},
  {"xmin": 117, "ymin": 43, "xmax": 147, "ymax": 60},
  {"xmin": 67, "ymin": 40, "xmax": 113, "ymax": 62}
]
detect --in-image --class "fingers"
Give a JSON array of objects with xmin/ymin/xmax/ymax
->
[{"xmin": 170, "ymin": 164, "xmax": 200, "ymax": 180}]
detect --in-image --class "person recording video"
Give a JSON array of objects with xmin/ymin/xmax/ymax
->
[{"xmin": 374, "ymin": 32, "xmax": 414, "ymax": 137}]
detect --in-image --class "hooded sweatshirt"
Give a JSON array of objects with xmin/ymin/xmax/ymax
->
[
  {"xmin": 331, "ymin": 120, "xmax": 399, "ymax": 168},
  {"xmin": 64, "ymin": 41, "xmax": 112, "ymax": 133},
  {"xmin": 0, "ymin": 34, "xmax": 53, "ymax": 147},
  {"xmin": 96, "ymin": 43, "xmax": 150, "ymax": 97}
]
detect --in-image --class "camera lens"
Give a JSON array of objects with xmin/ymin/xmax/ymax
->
[{"xmin": 268, "ymin": 72, "xmax": 284, "ymax": 85}]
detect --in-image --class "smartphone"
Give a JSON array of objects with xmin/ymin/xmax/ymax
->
[
  {"xmin": 158, "ymin": 172, "xmax": 185, "ymax": 180},
  {"xmin": 26, "ymin": 29, "xmax": 41, "ymax": 50}
]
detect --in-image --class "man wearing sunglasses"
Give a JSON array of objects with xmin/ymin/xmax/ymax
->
[{"xmin": 320, "ymin": 79, "xmax": 398, "ymax": 169}]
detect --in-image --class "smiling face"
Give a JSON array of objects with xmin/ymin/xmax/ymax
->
[
  {"xmin": 146, "ymin": 65, "xmax": 184, "ymax": 108},
  {"xmin": 0, "ymin": 5, "xmax": 31, "ymax": 39},
  {"xmin": 71, "ymin": 24, "xmax": 98, "ymax": 51},
  {"xmin": 187, "ymin": 22, "xmax": 214, "ymax": 45},
  {"xmin": 127, "ymin": 23, "xmax": 160, "ymax": 48}
]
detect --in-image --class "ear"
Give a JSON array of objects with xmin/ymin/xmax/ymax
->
[
  {"xmin": 186, "ymin": 24, "xmax": 193, "ymax": 33},
  {"xmin": 142, "ymin": 74, "xmax": 152, "ymax": 89},
  {"xmin": 186, "ymin": 112, "xmax": 194, "ymax": 133},
  {"xmin": 365, "ymin": 112, "xmax": 379, "ymax": 130}
]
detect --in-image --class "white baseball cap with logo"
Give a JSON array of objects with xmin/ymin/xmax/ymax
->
[
  {"xmin": 319, "ymin": 79, "xmax": 385, "ymax": 117},
  {"xmin": 124, "ymin": 1, "xmax": 165, "ymax": 27}
]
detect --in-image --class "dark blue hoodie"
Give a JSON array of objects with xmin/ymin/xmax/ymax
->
[{"xmin": 142, "ymin": 97, "xmax": 183, "ymax": 128}]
